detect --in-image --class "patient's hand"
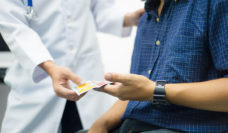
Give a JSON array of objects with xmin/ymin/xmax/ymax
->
[{"xmin": 100, "ymin": 72, "xmax": 155, "ymax": 101}]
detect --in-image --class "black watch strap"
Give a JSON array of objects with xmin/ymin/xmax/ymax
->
[{"xmin": 152, "ymin": 80, "xmax": 170, "ymax": 106}]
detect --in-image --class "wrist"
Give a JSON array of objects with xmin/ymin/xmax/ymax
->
[
  {"xmin": 152, "ymin": 80, "xmax": 170, "ymax": 106},
  {"xmin": 146, "ymin": 80, "xmax": 155, "ymax": 101},
  {"xmin": 165, "ymin": 83, "xmax": 181, "ymax": 104},
  {"xmin": 39, "ymin": 61, "xmax": 57, "ymax": 77},
  {"xmin": 123, "ymin": 13, "xmax": 132, "ymax": 27}
]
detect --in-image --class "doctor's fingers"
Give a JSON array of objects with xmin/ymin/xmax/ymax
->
[
  {"xmin": 72, "ymin": 93, "xmax": 86, "ymax": 101},
  {"xmin": 70, "ymin": 92, "xmax": 86, "ymax": 101},
  {"xmin": 55, "ymin": 87, "xmax": 79, "ymax": 101},
  {"xmin": 66, "ymin": 71, "xmax": 83, "ymax": 86}
]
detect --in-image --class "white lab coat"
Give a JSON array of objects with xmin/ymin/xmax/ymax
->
[{"xmin": 0, "ymin": 0, "xmax": 131, "ymax": 132}]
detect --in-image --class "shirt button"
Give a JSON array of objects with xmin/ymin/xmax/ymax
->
[
  {"xmin": 156, "ymin": 17, "xmax": 160, "ymax": 22},
  {"xmin": 156, "ymin": 40, "xmax": 161, "ymax": 46},
  {"xmin": 148, "ymin": 70, "xmax": 152, "ymax": 75}
]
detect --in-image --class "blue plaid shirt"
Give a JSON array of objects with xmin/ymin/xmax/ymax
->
[{"xmin": 123, "ymin": 0, "xmax": 228, "ymax": 132}]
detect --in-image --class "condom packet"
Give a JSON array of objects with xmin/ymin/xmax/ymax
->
[{"xmin": 73, "ymin": 81, "xmax": 112, "ymax": 95}]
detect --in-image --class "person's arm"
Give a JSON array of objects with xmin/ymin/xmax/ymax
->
[
  {"xmin": 166, "ymin": 78, "xmax": 228, "ymax": 112},
  {"xmin": 101, "ymin": 73, "xmax": 228, "ymax": 112},
  {"xmin": 100, "ymin": 0, "xmax": 228, "ymax": 112},
  {"xmin": 165, "ymin": 78, "xmax": 228, "ymax": 112},
  {"xmin": 0, "ymin": 0, "xmax": 84, "ymax": 101},
  {"xmin": 91, "ymin": 0, "xmax": 144, "ymax": 37},
  {"xmin": 0, "ymin": 0, "xmax": 54, "ymax": 83},
  {"xmin": 123, "ymin": 8, "xmax": 145, "ymax": 27},
  {"xmin": 88, "ymin": 100, "xmax": 128, "ymax": 133}
]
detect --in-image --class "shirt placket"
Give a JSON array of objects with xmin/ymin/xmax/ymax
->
[
  {"xmin": 147, "ymin": 11, "xmax": 167, "ymax": 79},
  {"xmin": 129, "ymin": 2, "xmax": 169, "ymax": 115},
  {"xmin": 62, "ymin": 0, "xmax": 74, "ymax": 52}
]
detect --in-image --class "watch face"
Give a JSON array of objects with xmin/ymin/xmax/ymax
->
[
  {"xmin": 153, "ymin": 80, "xmax": 169, "ymax": 106},
  {"xmin": 156, "ymin": 80, "xmax": 166, "ymax": 86}
]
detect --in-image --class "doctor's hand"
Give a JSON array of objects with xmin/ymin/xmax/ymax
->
[
  {"xmin": 124, "ymin": 8, "xmax": 145, "ymax": 27},
  {"xmin": 100, "ymin": 72, "xmax": 155, "ymax": 101},
  {"xmin": 40, "ymin": 61, "xmax": 85, "ymax": 101}
]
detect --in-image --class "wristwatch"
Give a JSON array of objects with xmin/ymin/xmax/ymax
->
[{"xmin": 152, "ymin": 80, "xmax": 170, "ymax": 106}]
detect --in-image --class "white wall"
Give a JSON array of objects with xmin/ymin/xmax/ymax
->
[{"xmin": 97, "ymin": 0, "xmax": 144, "ymax": 74}]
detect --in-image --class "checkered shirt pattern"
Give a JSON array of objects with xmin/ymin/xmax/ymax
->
[{"xmin": 123, "ymin": 0, "xmax": 228, "ymax": 132}]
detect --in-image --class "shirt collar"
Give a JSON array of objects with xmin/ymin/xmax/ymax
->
[{"xmin": 145, "ymin": 0, "xmax": 188, "ymax": 13}]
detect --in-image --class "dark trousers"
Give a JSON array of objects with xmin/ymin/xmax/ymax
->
[
  {"xmin": 61, "ymin": 100, "xmax": 83, "ymax": 133},
  {"xmin": 77, "ymin": 119, "xmax": 184, "ymax": 133}
]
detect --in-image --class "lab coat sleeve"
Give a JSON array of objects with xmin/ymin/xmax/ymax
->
[
  {"xmin": 91, "ymin": 0, "xmax": 132, "ymax": 37},
  {"xmin": 0, "ymin": 0, "xmax": 53, "ymax": 83}
]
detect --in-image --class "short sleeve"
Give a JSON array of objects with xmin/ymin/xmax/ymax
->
[{"xmin": 209, "ymin": 0, "xmax": 228, "ymax": 77}]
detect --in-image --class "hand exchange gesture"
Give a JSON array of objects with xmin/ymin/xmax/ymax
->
[{"xmin": 40, "ymin": 61, "xmax": 85, "ymax": 101}]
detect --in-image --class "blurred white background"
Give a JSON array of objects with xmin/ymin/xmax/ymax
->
[{"xmin": 97, "ymin": 0, "xmax": 144, "ymax": 74}]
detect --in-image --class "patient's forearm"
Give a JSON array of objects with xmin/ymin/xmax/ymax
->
[
  {"xmin": 93, "ymin": 100, "xmax": 128, "ymax": 131},
  {"xmin": 166, "ymin": 78, "xmax": 228, "ymax": 112}
]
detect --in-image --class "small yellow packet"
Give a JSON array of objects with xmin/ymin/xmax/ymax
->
[
  {"xmin": 77, "ymin": 82, "xmax": 95, "ymax": 93},
  {"xmin": 73, "ymin": 81, "xmax": 112, "ymax": 95}
]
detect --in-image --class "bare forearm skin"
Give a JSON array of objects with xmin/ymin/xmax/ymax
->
[
  {"xmin": 39, "ymin": 61, "xmax": 57, "ymax": 76},
  {"xmin": 93, "ymin": 100, "xmax": 129, "ymax": 131},
  {"xmin": 166, "ymin": 78, "xmax": 228, "ymax": 112}
]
